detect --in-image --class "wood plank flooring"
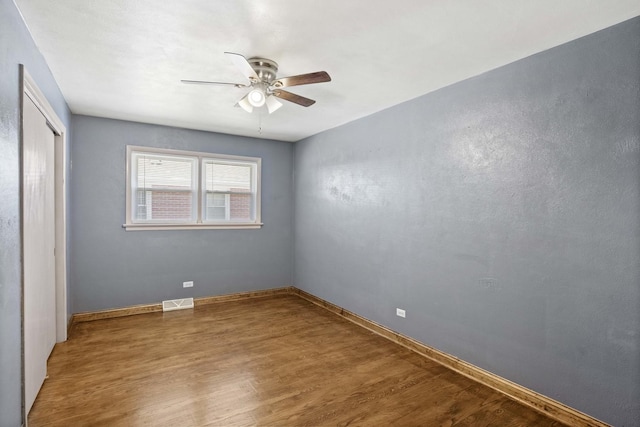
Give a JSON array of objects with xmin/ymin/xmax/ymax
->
[{"xmin": 29, "ymin": 295, "xmax": 567, "ymax": 426}]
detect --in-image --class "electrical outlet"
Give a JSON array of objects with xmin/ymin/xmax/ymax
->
[
  {"xmin": 182, "ymin": 281, "xmax": 194, "ymax": 288},
  {"xmin": 396, "ymin": 308, "xmax": 406, "ymax": 318}
]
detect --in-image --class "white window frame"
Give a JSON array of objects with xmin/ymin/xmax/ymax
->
[
  {"xmin": 202, "ymin": 158, "xmax": 256, "ymax": 224},
  {"xmin": 125, "ymin": 146, "xmax": 262, "ymax": 231},
  {"xmin": 130, "ymin": 151, "xmax": 199, "ymax": 224}
]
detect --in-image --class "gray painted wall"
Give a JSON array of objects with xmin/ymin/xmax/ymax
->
[
  {"xmin": 0, "ymin": 0, "xmax": 72, "ymax": 425},
  {"xmin": 70, "ymin": 116, "xmax": 293, "ymax": 312},
  {"xmin": 294, "ymin": 17, "xmax": 640, "ymax": 426},
  {"xmin": 3, "ymin": 0, "xmax": 637, "ymax": 423}
]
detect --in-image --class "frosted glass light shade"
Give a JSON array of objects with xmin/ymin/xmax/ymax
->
[
  {"xmin": 237, "ymin": 94, "xmax": 253, "ymax": 113},
  {"xmin": 266, "ymin": 96, "xmax": 283, "ymax": 114},
  {"xmin": 248, "ymin": 89, "xmax": 266, "ymax": 107}
]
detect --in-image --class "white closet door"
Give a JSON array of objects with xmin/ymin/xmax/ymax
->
[{"xmin": 23, "ymin": 96, "xmax": 57, "ymax": 414}]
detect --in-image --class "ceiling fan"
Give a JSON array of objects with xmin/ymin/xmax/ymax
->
[{"xmin": 181, "ymin": 52, "xmax": 331, "ymax": 114}]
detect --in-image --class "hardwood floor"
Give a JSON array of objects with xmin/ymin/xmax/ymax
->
[{"xmin": 30, "ymin": 295, "xmax": 567, "ymax": 426}]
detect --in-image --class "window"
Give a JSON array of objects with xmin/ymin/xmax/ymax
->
[
  {"xmin": 132, "ymin": 153, "xmax": 197, "ymax": 223},
  {"xmin": 203, "ymin": 160, "xmax": 253, "ymax": 222},
  {"xmin": 125, "ymin": 146, "xmax": 261, "ymax": 230}
]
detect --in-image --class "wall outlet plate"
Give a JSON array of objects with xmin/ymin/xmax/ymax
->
[
  {"xmin": 183, "ymin": 281, "xmax": 194, "ymax": 288},
  {"xmin": 396, "ymin": 308, "xmax": 406, "ymax": 318}
]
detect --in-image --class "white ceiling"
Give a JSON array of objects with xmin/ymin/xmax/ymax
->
[{"xmin": 15, "ymin": 0, "xmax": 640, "ymax": 142}]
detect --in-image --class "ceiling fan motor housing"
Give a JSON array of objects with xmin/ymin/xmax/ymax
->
[{"xmin": 247, "ymin": 57, "xmax": 278, "ymax": 84}]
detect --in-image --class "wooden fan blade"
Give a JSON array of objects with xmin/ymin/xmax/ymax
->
[
  {"xmin": 181, "ymin": 80, "xmax": 247, "ymax": 88},
  {"xmin": 272, "ymin": 71, "xmax": 331, "ymax": 88},
  {"xmin": 272, "ymin": 89, "xmax": 316, "ymax": 107},
  {"xmin": 224, "ymin": 52, "xmax": 260, "ymax": 82}
]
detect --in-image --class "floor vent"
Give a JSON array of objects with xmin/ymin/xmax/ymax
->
[{"xmin": 162, "ymin": 298, "xmax": 194, "ymax": 312}]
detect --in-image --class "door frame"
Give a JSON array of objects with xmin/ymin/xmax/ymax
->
[{"xmin": 20, "ymin": 65, "xmax": 68, "ymax": 418}]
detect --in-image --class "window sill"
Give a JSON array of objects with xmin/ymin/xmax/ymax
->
[{"xmin": 123, "ymin": 223, "xmax": 263, "ymax": 231}]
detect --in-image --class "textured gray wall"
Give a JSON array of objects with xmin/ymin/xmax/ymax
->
[
  {"xmin": 0, "ymin": 0, "xmax": 72, "ymax": 424},
  {"xmin": 294, "ymin": 17, "xmax": 640, "ymax": 426},
  {"xmin": 70, "ymin": 116, "xmax": 293, "ymax": 312}
]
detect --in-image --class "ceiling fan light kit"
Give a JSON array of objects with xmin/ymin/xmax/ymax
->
[
  {"xmin": 248, "ymin": 87, "xmax": 266, "ymax": 107},
  {"xmin": 265, "ymin": 95, "xmax": 283, "ymax": 114},
  {"xmin": 237, "ymin": 94, "xmax": 254, "ymax": 113},
  {"xmin": 182, "ymin": 52, "xmax": 331, "ymax": 115}
]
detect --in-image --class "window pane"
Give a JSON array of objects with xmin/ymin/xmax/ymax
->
[
  {"xmin": 206, "ymin": 206, "xmax": 227, "ymax": 221},
  {"xmin": 135, "ymin": 190, "xmax": 148, "ymax": 220},
  {"xmin": 205, "ymin": 193, "xmax": 227, "ymax": 221},
  {"xmin": 134, "ymin": 154, "xmax": 195, "ymax": 221},
  {"xmin": 205, "ymin": 162, "xmax": 251, "ymax": 193},
  {"xmin": 147, "ymin": 189, "xmax": 193, "ymax": 220},
  {"xmin": 211, "ymin": 193, "xmax": 226, "ymax": 207},
  {"xmin": 229, "ymin": 193, "xmax": 251, "ymax": 220},
  {"xmin": 137, "ymin": 155, "xmax": 193, "ymax": 189}
]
